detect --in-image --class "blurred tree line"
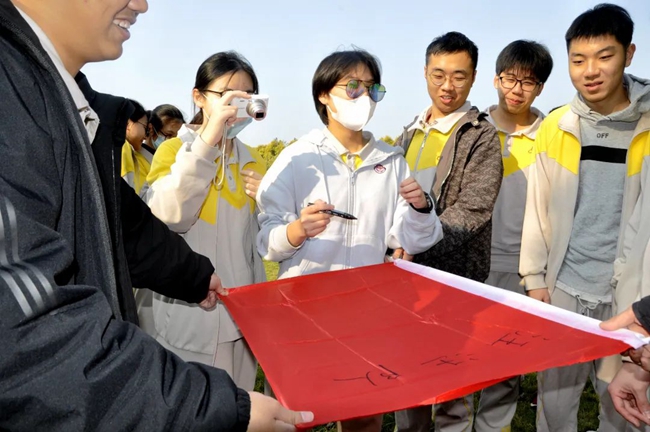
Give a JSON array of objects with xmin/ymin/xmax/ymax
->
[{"xmin": 255, "ymin": 135, "xmax": 397, "ymax": 169}]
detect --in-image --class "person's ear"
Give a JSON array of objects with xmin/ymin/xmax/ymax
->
[
  {"xmin": 319, "ymin": 92, "xmax": 334, "ymax": 113},
  {"xmin": 192, "ymin": 88, "xmax": 207, "ymax": 111},
  {"xmin": 625, "ymin": 43, "xmax": 636, "ymax": 67}
]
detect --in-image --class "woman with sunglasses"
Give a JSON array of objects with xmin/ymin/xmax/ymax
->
[
  {"xmin": 121, "ymin": 99, "xmax": 151, "ymax": 195},
  {"xmin": 256, "ymin": 49, "xmax": 443, "ymax": 432},
  {"xmin": 143, "ymin": 51, "xmax": 266, "ymax": 391}
]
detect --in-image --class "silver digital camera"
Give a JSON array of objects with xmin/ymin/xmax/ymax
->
[{"xmin": 231, "ymin": 95, "xmax": 269, "ymax": 120}]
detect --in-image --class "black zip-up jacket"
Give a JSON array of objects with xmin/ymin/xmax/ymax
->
[
  {"xmin": 634, "ymin": 297, "xmax": 650, "ymax": 333},
  {"xmin": 0, "ymin": 2, "xmax": 250, "ymax": 430},
  {"xmin": 395, "ymin": 107, "xmax": 503, "ymax": 282}
]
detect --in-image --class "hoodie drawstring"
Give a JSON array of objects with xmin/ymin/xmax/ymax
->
[
  {"xmin": 316, "ymin": 145, "xmax": 333, "ymax": 205},
  {"xmin": 576, "ymin": 295, "xmax": 602, "ymax": 318}
]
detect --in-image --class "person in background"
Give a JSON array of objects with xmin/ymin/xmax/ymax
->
[
  {"xmin": 121, "ymin": 99, "xmax": 151, "ymax": 195},
  {"xmin": 143, "ymin": 103, "xmax": 185, "ymax": 158},
  {"xmin": 144, "ymin": 51, "xmax": 266, "ymax": 391},
  {"xmin": 134, "ymin": 103, "xmax": 186, "ymax": 332},
  {"xmin": 121, "ymin": 99, "xmax": 156, "ymax": 334},
  {"xmin": 474, "ymin": 39, "xmax": 553, "ymax": 432}
]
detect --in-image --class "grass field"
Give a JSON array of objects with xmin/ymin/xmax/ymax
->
[{"xmin": 261, "ymin": 261, "xmax": 600, "ymax": 431}]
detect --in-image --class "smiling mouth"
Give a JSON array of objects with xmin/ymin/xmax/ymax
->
[{"xmin": 113, "ymin": 19, "xmax": 132, "ymax": 31}]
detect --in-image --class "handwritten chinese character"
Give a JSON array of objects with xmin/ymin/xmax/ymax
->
[
  {"xmin": 333, "ymin": 365, "xmax": 400, "ymax": 387},
  {"xmin": 421, "ymin": 353, "xmax": 479, "ymax": 367},
  {"xmin": 492, "ymin": 331, "xmax": 550, "ymax": 347}
]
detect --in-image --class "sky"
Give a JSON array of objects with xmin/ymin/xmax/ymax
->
[{"xmin": 84, "ymin": 0, "xmax": 650, "ymax": 146}]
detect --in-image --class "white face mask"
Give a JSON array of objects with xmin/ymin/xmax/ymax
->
[
  {"xmin": 153, "ymin": 135, "xmax": 166, "ymax": 149},
  {"xmin": 327, "ymin": 94, "xmax": 376, "ymax": 131}
]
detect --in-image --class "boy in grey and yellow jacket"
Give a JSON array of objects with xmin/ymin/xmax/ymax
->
[
  {"xmin": 520, "ymin": 4, "xmax": 650, "ymax": 431},
  {"xmin": 474, "ymin": 40, "xmax": 554, "ymax": 432}
]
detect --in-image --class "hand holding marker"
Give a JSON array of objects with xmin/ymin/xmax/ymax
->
[{"xmin": 307, "ymin": 202, "xmax": 357, "ymax": 220}]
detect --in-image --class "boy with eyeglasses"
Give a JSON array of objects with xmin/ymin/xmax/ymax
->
[
  {"xmin": 393, "ymin": 31, "xmax": 502, "ymax": 432},
  {"xmin": 473, "ymin": 40, "xmax": 553, "ymax": 432},
  {"xmin": 520, "ymin": 4, "xmax": 650, "ymax": 431}
]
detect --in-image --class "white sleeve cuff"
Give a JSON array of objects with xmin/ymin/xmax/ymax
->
[{"xmin": 272, "ymin": 224, "xmax": 304, "ymax": 254}]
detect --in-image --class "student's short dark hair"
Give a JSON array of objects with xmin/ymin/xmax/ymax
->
[
  {"xmin": 312, "ymin": 49, "xmax": 381, "ymax": 125},
  {"xmin": 127, "ymin": 99, "xmax": 146, "ymax": 122},
  {"xmin": 150, "ymin": 104, "xmax": 184, "ymax": 134},
  {"xmin": 154, "ymin": 104, "xmax": 184, "ymax": 123},
  {"xmin": 425, "ymin": 31, "xmax": 478, "ymax": 70},
  {"xmin": 496, "ymin": 40, "xmax": 554, "ymax": 83},
  {"xmin": 565, "ymin": 3, "xmax": 634, "ymax": 50}
]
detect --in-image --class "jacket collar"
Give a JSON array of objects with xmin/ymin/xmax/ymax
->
[
  {"xmin": 307, "ymin": 128, "xmax": 403, "ymax": 167},
  {"xmin": 77, "ymin": 73, "xmax": 132, "ymax": 148},
  {"xmin": 558, "ymin": 104, "xmax": 650, "ymax": 139},
  {"xmin": 403, "ymin": 105, "xmax": 486, "ymax": 132},
  {"xmin": 408, "ymin": 102, "xmax": 472, "ymax": 134},
  {"xmin": 485, "ymin": 105, "xmax": 545, "ymax": 140}
]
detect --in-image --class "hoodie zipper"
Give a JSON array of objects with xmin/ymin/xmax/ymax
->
[
  {"xmin": 413, "ymin": 130, "xmax": 431, "ymax": 181},
  {"xmin": 436, "ymin": 125, "xmax": 464, "ymax": 203},
  {"xmin": 345, "ymin": 162, "xmax": 357, "ymax": 268}
]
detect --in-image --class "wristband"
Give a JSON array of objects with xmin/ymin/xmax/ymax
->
[{"xmin": 410, "ymin": 192, "xmax": 434, "ymax": 214}]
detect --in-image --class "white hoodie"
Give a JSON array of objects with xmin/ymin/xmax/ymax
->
[{"xmin": 256, "ymin": 128, "xmax": 443, "ymax": 279}]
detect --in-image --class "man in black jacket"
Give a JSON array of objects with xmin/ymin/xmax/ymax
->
[{"xmin": 0, "ymin": 0, "xmax": 311, "ymax": 430}]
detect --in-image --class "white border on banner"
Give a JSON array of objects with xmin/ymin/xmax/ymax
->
[{"xmin": 395, "ymin": 260, "xmax": 650, "ymax": 349}]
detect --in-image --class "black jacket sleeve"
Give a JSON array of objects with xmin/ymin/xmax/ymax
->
[
  {"xmin": 120, "ymin": 180, "xmax": 213, "ymax": 303},
  {"xmin": 0, "ymin": 35, "xmax": 250, "ymax": 428},
  {"xmin": 633, "ymin": 297, "xmax": 650, "ymax": 334},
  {"xmin": 0, "ymin": 181, "xmax": 250, "ymax": 432}
]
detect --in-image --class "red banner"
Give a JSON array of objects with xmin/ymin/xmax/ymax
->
[{"xmin": 220, "ymin": 261, "xmax": 639, "ymax": 426}]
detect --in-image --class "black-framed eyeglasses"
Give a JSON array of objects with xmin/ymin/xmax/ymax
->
[
  {"xmin": 498, "ymin": 76, "xmax": 541, "ymax": 92},
  {"xmin": 202, "ymin": 89, "xmax": 256, "ymax": 97},
  {"xmin": 154, "ymin": 128, "xmax": 175, "ymax": 140},
  {"xmin": 334, "ymin": 80, "xmax": 386, "ymax": 102},
  {"xmin": 427, "ymin": 71, "xmax": 470, "ymax": 88},
  {"xmin": 137, "ymin": 121, "xmax": 148, "ymax": 130}
]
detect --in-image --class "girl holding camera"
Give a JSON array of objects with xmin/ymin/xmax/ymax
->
[
  {"xmin": 144, "ymin": 51, "xmax": 266, "ymax": 391},
  {"xmin": 256, "ymin": 49, "xmax": 443, "ymax": 431}
]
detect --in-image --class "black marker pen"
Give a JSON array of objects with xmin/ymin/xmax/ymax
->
[{"xmin": 307, "ymin": 202, "xmax": 357, "ymax": 220}]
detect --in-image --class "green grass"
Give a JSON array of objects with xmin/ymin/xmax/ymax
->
[
  {"xmin": 264, "ymin": 260, "xmax": 280, "ymax": 281},
  {"xmin": 260, "ymin": 261, "xmax": 600, "ymax": 431}
]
